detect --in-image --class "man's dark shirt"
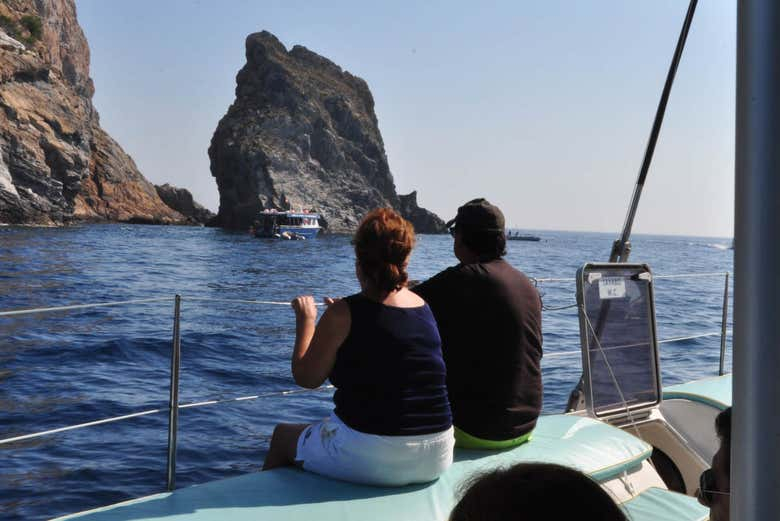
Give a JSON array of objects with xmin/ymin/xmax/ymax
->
[{"xmin": 413, "ymin": 258, "xmax": 543, "ymax": 440}]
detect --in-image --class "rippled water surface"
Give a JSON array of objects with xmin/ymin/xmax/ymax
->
[{"xmin": 0, "ymin": 225, "xmax": 733, "ymax": 519}]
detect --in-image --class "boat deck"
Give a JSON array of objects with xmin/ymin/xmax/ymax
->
[
  {"xmin": 58, "ymin": 415, "xmax": 706, "ymax": 521},
  {"xmin": 663, "ymin": 374, "xmax": 732, "ymax": 410}
]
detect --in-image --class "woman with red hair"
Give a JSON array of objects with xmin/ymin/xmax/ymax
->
[{"xmin": 263, "ymin": 208, "xmax": 454, "ymax": 486}]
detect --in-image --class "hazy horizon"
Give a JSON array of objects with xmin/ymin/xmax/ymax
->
[{"xmin": 75, "ymin": 1, "xmax": 736, "ymax": 237}]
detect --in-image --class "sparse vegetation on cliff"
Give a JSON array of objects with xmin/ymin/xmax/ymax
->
[
  {"xmin": 0, "ymin": 14, "xmax": 17, "ymax": 37},
  {"xmin": 0, "ymin": 0, "xmax": 188, "ymax": 225},
  {"xmin": 20, "ymin": 15, "xmax": 42, "ymax": 43},
  {"xmin": 0, "ymin": 13, "xmax": 42, "ymax": 45}
]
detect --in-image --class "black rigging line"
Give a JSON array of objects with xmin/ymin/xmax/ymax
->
[{"xmin": 566, "ymin": 0, "xmax": 699, "ymax": 412}]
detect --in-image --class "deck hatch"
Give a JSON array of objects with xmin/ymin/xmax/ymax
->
[{"xmin": 576, "ymin": 263, "xmax": 662, "ymax": 420}]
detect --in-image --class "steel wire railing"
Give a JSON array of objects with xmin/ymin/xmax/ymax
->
[{"xmin": 0, "ymin": 270, "xmax": 732, "ymax": 493}]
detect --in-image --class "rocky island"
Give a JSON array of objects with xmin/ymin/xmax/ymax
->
[
  {"xmin": 209, "ymin": 31, "xmax": 445, "ymax": 233},
  {"xmin": 0, "ymin": 0, "xmax": 203, "ymax": 225}
]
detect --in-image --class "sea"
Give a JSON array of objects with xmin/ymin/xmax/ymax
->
[{"xmin": 0, "ymin": 224, "xmax": 734, "ymax": 520}]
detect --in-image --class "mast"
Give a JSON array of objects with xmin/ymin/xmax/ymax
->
[
  {"xmin": 733, "ymin": 1, "xmax": 780, "ymax": 519},
  {"xmin": 609, "ymin": 0, "xmax": 698, "ymax": 262},
  {"xmin": 566, "ymin": 1, "xmax": 699, "ymax": 411}
]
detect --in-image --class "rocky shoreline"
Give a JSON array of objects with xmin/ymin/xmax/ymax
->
[
  {"xmin": 0, "ymin": 0, "xmax": 197, "ymax": 226},
  {"xmin": 1, "ymin": 5, "xmax": 444, "ymax": 233}
]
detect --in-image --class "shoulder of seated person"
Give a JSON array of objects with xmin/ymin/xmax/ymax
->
[
  {"xmin": 455, "ymin": 261, "xmax": 495, "ymax": 275},
  {"xmin": 408, "ymin": 291, "xmax": 426, "ymax": 306},
  {"xmin": 450, "ymin": 263, "xmax": 481, "ymax": 274},
  {"xmin": 324, "ymin": 299, "xmax": 350, "ymax": 321}
]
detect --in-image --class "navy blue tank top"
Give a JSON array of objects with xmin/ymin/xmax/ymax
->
[{"xmin": 330, "ymin": 293, "xmax": 452, "ymax": 436}]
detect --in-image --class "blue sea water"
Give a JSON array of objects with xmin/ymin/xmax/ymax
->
[{"xmin": 0, "ymin": 224, "xmax": 733, "ymax": 520}]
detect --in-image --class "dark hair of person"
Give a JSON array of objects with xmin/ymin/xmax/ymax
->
[
  {"xmin": 450, "ymin": 463, "xmax": 628, "ymax": 521},
  {"xmin": 459, "ymin": 228, "xmax": 507, "ymax": 261},
  {"xmin": 716, "ymin": 407, "xmax": 732, "ymax": 472},
  {"xmin": 353, "ymin": 208, "xmax": 415, "ymax": 293}
]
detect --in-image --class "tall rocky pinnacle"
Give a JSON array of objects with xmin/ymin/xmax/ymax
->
[
  {"xmin": 209, "ymin": 31, "xmax": 445, "ymax": 233},
  {"xmin": 0, "ymin": 0, "xmax": 187, "ymax": 224}
]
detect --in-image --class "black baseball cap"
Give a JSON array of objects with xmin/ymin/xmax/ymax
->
[{"xmin": 446, "ymin": 198, "xmax": 505, "ymax": 232}]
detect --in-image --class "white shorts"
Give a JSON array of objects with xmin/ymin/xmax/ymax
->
[{"xmin": 295, "ymin": 413, "xmax": 455, "ymax": 486}]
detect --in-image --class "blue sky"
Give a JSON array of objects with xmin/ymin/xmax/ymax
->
[{"xmin": 75, "ymin": 1, "xmax": 735, "ymax": 237}]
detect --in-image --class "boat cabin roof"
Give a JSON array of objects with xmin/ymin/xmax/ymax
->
[
  {"xmin": 259, "ymin": 211, "xmax": 320, "ymax": 219},
  {"xmin": 59, "ymin": 414, "xmax": 704, "ymax": 521}
]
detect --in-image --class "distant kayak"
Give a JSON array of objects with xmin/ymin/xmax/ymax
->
[{"xmin": 507, "ymin": 233, "xmax": 541, "ymax": 242}]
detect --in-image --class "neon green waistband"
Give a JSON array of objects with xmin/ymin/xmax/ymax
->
[{"xmin": 454, "ymin": 427, "xmax": 533, "ymax": 450}]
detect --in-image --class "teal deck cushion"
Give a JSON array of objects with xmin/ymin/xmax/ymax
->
[
  {"xmin": 62, "ymin": 414, "xmax": 652, "ymax": 521},
  {"xmin": 663, "ymin": 374, "xmax": 732, "ymax": 410},
  {"xmin": 621, "ymin": 487, "xmax": 709, "ymax": 521}
]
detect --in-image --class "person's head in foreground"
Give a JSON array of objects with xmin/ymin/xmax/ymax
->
[
  {"xmin": 698, "ymin": 407, "xmax": 731, "ymax": 521},
  {"xmin": 353, "ymin": 208, "xmax": 415, "ymax": 296},
  {"xmin": 446, "ymin": 198, "xmax": 507, "ymax": 263},
  {"xmin": 450, "ymin": 462, "xmax": 628, "ymax": 521}
]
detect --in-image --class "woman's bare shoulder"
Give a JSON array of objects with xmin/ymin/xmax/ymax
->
[
  {"xmin": 321, "ymin": 298, "xmax": 351, "ymax": 326},
  {"xmin": 396, "ymin": 287, "xmax": 426, "ymax": 307}
]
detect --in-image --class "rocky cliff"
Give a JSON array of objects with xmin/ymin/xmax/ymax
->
[
  {"xmin": 0, "ymin": 0, "xmax": 185, "ymax": 225},
  {"xmin": 209, "ymin": 31, "xmax": 445, "ymax": 233},
  {"xmin": 155, "ymin": 183, "xmax": 214, "ymax": 225}
]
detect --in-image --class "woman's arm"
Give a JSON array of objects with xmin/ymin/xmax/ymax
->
[{"xmin": 290, "ymin": 296, "xmax": 350, "ymax": 389}]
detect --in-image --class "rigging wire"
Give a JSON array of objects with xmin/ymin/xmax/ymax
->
[
  {"xmin": 0, "ymin": 385, "xmax": 335, "ymax": 446},
  {"xmin": 581, "ymin": 306, "xmax": 646, "ymax": 443}
]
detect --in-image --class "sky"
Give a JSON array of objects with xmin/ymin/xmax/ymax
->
[{"xmin": 75, "ymin": 0, "xmax": 736, "ymax": 237}]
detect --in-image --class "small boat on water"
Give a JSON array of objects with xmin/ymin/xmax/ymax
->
[
  {"xmin": 253, "ymin": 210, "xmax": 321, "ymax": 240},
  {"xmin": 507, "ymin": 232, "xmax": 541, "ymax": 241}
]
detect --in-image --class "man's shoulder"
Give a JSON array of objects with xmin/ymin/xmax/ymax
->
[
  {"xmin": 420, "ymin": 264, "xmax": 469, "ymax": 283},
  {"xmin": 486, "ymin": 260, "xmax": 539, "ymax": 291},
  {"xmin": 413, "ymin": 265, "xmax": 469, "ymax": 300},
  {"xmin": 491, "ymin": 258, "xmax": 530, "ymax": 277}
]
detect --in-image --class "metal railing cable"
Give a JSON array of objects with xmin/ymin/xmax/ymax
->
[
  {"xmin": 542, "ymin": 329, "xmax": 732, "ymax": 359},
  {"xmin": 581, "ymin": 306, "xmax": 646, "ymax": 444},
  {"xmin": 654, "ymin": 271, "xmax": 730, "ymax": 280},
  {"xmin": 1, "ymin": 321, "xmax": 727, "ymax": 446},
  {"xmin": 181, "ymin": 296, "xmax": 322, "ymax": 306},
  {"xmin": 532, "ymin": 271, "xmax": 729, "ymax": 285},
  {"xmin": 0, "ymin": 408, "xmax": 165, "ymax": 446},
  {"xmin": 0, "ymin": 296, "xmax": 319, "ymax": 318},
  {"xmin": 0, "ymin": 297, "xmax": 173, "ymax": 317},
  {"xmin": 178, "ymin": 385, "xmax": 335, "ymax": 410},
  {"xmin": 537, "ymin": 271, "xmax": 732, "ymax": 313},
  {"xmin": 0, "ymin": 385, "xmax": 336, "ymax": 446},
  {"xmin": 541, "ymin": 303, "xmax": 579, "ymax": 312},
  {"xmin": 0, "ymin": 268, "xmax": 732, "ymax": 490},
  {"xmin": 0, "ymin": 271, "xmax": 729, "ymax": 318}
]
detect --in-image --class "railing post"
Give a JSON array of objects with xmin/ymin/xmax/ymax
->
[
  {"xmin": 719, "ymin": 273, "xmax": 730, "ymax": 376},
  {"xmin": 166, "ymin": 295, "xmax": 182, "ymax": 491}
]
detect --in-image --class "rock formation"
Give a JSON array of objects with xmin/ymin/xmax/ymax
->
[
  {"xmin": 0, "ymin": 0, "xmax": 186, "ymax": 225},
  {"xmin": 155, "ymin": 183, "xmax": 214, "ymax": 225},
  {"xmin": 398, "ymin": 191, "xmax": 447, "ymax": 234},
  {"xmin": 209, "ymin": 31, "xmax": 445, "ymax": 233}
]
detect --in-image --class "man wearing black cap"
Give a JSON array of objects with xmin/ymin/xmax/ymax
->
[{"xmin": 413, "ymin": 198, "xmax": 542, "ymax": 449}]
